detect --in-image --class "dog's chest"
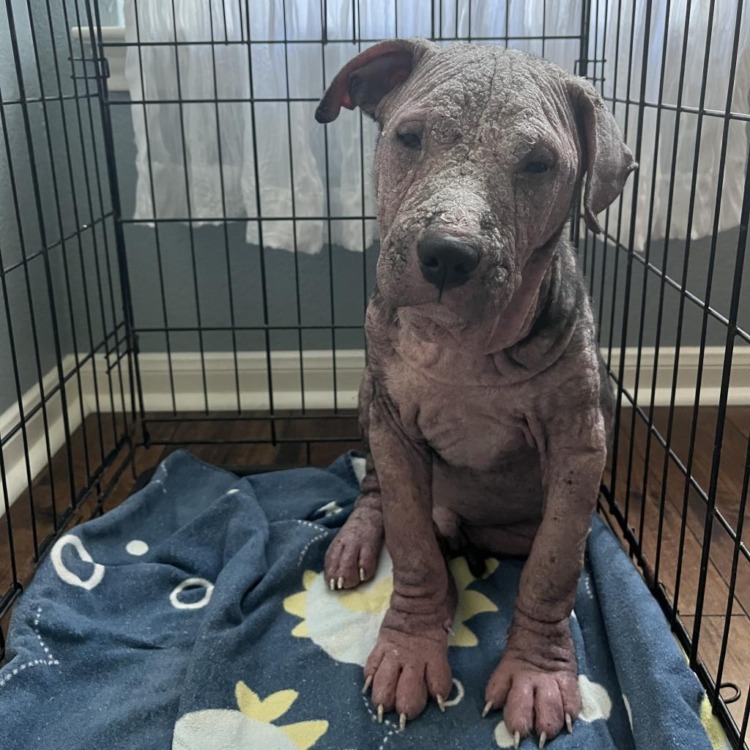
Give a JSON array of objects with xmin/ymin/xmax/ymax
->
[{"xmin": 384, "ymin": 354, "xmax": 536, "ymax": 471}]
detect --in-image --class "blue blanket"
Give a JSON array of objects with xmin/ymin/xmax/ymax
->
[{"xmin": 0, "ymin": 450, "xmax": 730, "ymax": 749}]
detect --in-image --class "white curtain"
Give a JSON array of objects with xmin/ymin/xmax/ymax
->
[
  {"xmin": 123, "ymin": 0, "xmax": 584, "ymax": 253},
  {"xmin": 123, "ymin": 0, "xmax": 748, "ymax": 254},
  {"xmin": 594, "ymin": 0, "xmax": 750, "ymax": 251}
]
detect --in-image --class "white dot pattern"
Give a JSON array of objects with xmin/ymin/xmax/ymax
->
[{"xmin": 0, "ymin": 607, "xmax": 60, "ymax": 689}]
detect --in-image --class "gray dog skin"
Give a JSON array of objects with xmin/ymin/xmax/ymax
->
[{"xmin": 315, "ymin": 38, "xmax": 635, "ymax": 746}]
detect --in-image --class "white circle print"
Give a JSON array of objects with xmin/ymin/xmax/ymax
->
[
  {"xmin": 170, "ymin": 577, "xmax": 214, "ymax": 610},
  {"xmin": 125, "ymin": 540, "xmax": 149, "ymax": 556},
  {"xmin": 51, "ymin": 534, "xmax": 105, "ymax": 590}
]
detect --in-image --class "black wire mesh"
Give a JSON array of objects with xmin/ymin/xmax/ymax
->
[
  {"xmin": 0, "ymin": 1, "xmax": 748, "ymax": 747},
  {"xmin": 0, "ymin": 0, "xmax": 134, "ymax": 643}
]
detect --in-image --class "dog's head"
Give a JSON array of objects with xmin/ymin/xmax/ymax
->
[{"xmin": 317, "ymin": 40, "xmax": 635, "ymax": 350}]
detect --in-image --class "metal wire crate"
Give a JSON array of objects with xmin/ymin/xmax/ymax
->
[{"xmin": 0, "ymin": 0, "xmax": 748, "ymax": 747}]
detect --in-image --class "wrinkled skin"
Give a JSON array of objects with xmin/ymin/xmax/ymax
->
[{"xmin": 316, "ymin": 40, "xmax": 635, "ymax": 744}]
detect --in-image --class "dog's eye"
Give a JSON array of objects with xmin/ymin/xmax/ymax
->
[
  {"xmin": 397, "ymin": 132, "xmax": 422, "ymax": 150},
  {"xmin": 523, "ymin": 160, "xmax": 551, "ymax": 174}
]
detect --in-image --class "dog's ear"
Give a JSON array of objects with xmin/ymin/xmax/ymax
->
[
  {"xmin": 568, "ymin": 77, "xmax": 637, "ymax": 233},
  {"xmin": 315, "ymin": 38, "xmax": 435, "ymax": 124}
]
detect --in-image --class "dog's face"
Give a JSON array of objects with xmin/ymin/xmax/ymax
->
[{"xmin": 317, "ymin": 41, "xmax": 635, "ymax": 349}]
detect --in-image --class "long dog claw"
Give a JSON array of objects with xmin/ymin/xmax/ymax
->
[
  {"xmin": 329, "ymin": 578, "xmax": 335, "ymax": 591},
  {"xmin": 399, "ymin": 713, "xmax": 406, "ymax": 731},
  {"xmin": 436, "ymin": 694, "xmax": 446, "ymax": 713},
  {"xmin": 362, "ymin": 675, "xmax": 372, "ymax": 694},
  {"xmin": 566, "ymin": 713, "xmax": 573, "ymax": 733},
  {"xmin": 514, "ymin": 731, "xmax": 521, "ymax": 749},
  {"xmin": 377, "ymin": 704, "xmax": 384, "ymax": 723},
  {"xmin": 337, "ymin": 576, "xmax": 344, "ymax": 590},
  {"xmin": 481, "ymin": 700, "xmax": 493, "ymax": 718},
  {"xmin": 538, "ymin": 731, "xmax": 547, "ymax": 749}
]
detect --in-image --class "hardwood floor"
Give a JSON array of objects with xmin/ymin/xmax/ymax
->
[{"xmin": 1, "ymin": 407, "xmax": 748, "ymax": 734}]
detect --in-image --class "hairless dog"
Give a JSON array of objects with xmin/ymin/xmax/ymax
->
[{"xmin": 316, "ymin": 39, "xmax": 635, "ymax": 748}]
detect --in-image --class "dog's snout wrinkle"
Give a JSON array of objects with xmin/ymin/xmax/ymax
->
[{"xmin": 417, "ymin": 232, "xmax": 481, "ymax": 290}]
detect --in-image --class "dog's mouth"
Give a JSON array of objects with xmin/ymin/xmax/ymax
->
[
  {"xmin": 399, "ymin": 303, "xmax": 468, "ymax": 346},
  {"xmin": 404, "ymin": 302, "xmax": 464, "ymax": 325}
]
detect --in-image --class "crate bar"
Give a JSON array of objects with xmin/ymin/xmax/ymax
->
[
  {"xmin": 355, "ymin": 0, "xmax": 367, "ymax": 413},
  {"xmin": 148, "ymin": 436, "xmax": 360, "ymax": 447},
  {"xmin": 168, "ymin": 0, "xmax": 209, "ymax": 414},
  {"xmin": 244, "ymin": 0, "xmax": 278, "ymax": 439},
  {"xmin": 281, "ymin": 0, "xmax": 308, "ymax": 414},
  {"xmin": 145, "ymin": 413, "xmax": 357, "ymax": 424},
  {"xmin": 77, "ymin": 2, "xmax": 133, "ymax": 440},
  {"xmin": 319, "ymin": 0, "xmax": 340, "ymax": 416},
  {"xmin": 98, "ymin": 34, "xmax": 583, "ymax": 48},
  {"xmin": 595, "ymin": 0, "xmax": 616, "ymax": 340},
  {"xmin": 691, "ymin": 0, "xmax": 748, "ymax": 662},
  {"xmin": 119, "ymin": 214, "xmax": 378, "ymax": 222},
  {"xmin": 577, "ymin": 0, "xmax": 592, "ymax": 278},
  {"xmin": 609, "ymin": 0, "xmax": 653, "ymax": 529},
  {"xmin": 136, "ymin": 324, "xmax": 365, "ymax": 332},
  {"xmin": 601, "ymin": 95, "xmax": 750, "ymax": 123},
  {"xmin": 129, "ymin": 0, "xmax": 178, "ymax": 419},
  {"xmin": 67, "ymin": 0, "xmax": 126, "ymax": 456},
  {"xmin": 602, "ymin": 0, "xmax": 625, "ymax": 371},
  {"xmin": 207, "ymin": 0, "xmax": 242, "ymax": 414}
]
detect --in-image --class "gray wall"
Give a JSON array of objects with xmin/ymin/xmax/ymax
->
[
  {"xmin": 0, "ymin": 0, "xmax": 123, "ymax": 414},
  {"xmin": 589, "ymin": 225, "xmax": 750, "ymax": 353},
  {"xmin": 1, "ymin": 0, "xmax": 73, "ymax": 414}
]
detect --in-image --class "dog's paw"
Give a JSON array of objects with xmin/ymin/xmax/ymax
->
[
  {"xmin": 483, "ymin": 656, "xmax": 579, "ymax": 746},
  {"xmin": 324, "ymin": 506, "xmax": 383, "ymax": 590},
  {"xmin": 364, "ymin": 626, "xmax": 452, "ymax": 726}
]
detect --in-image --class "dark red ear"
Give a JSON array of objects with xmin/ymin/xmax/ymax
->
[{"xmin": 315, "ymin": 38, "xmax": 435, "ymax": 124}]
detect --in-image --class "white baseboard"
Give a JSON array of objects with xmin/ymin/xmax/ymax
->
[
  {"xmin": 1, "ymin": 354, "xmax": 87, "ymax": 514},
  {"xmin": 606, "ymin": 346, "xmax": 750, "ymax": 407},
  {"xmin": 3, "ymin": 345, "xmax": 750, "ymax": 513},
  {"xmin": 100, "ymin": 350, "xmax": 366, "ymax": 412}
]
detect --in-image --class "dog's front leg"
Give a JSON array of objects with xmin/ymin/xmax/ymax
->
[
  {"xmin": 363, "ymin": 395, "xmax": 454, "ymax": 728},
  {"xmin": 484, "ymin": 408, "xmax": 606, "ymax": 747}
]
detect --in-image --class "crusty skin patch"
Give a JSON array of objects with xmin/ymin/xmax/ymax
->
[{"xmin": 319, "ymin": 39, "xmax": 634, "ymax": 743}]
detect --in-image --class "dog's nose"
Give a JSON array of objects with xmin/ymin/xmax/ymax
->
[{"xmin": 417, "ymin": 232, "xmax": 481, "ymax": 289}]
